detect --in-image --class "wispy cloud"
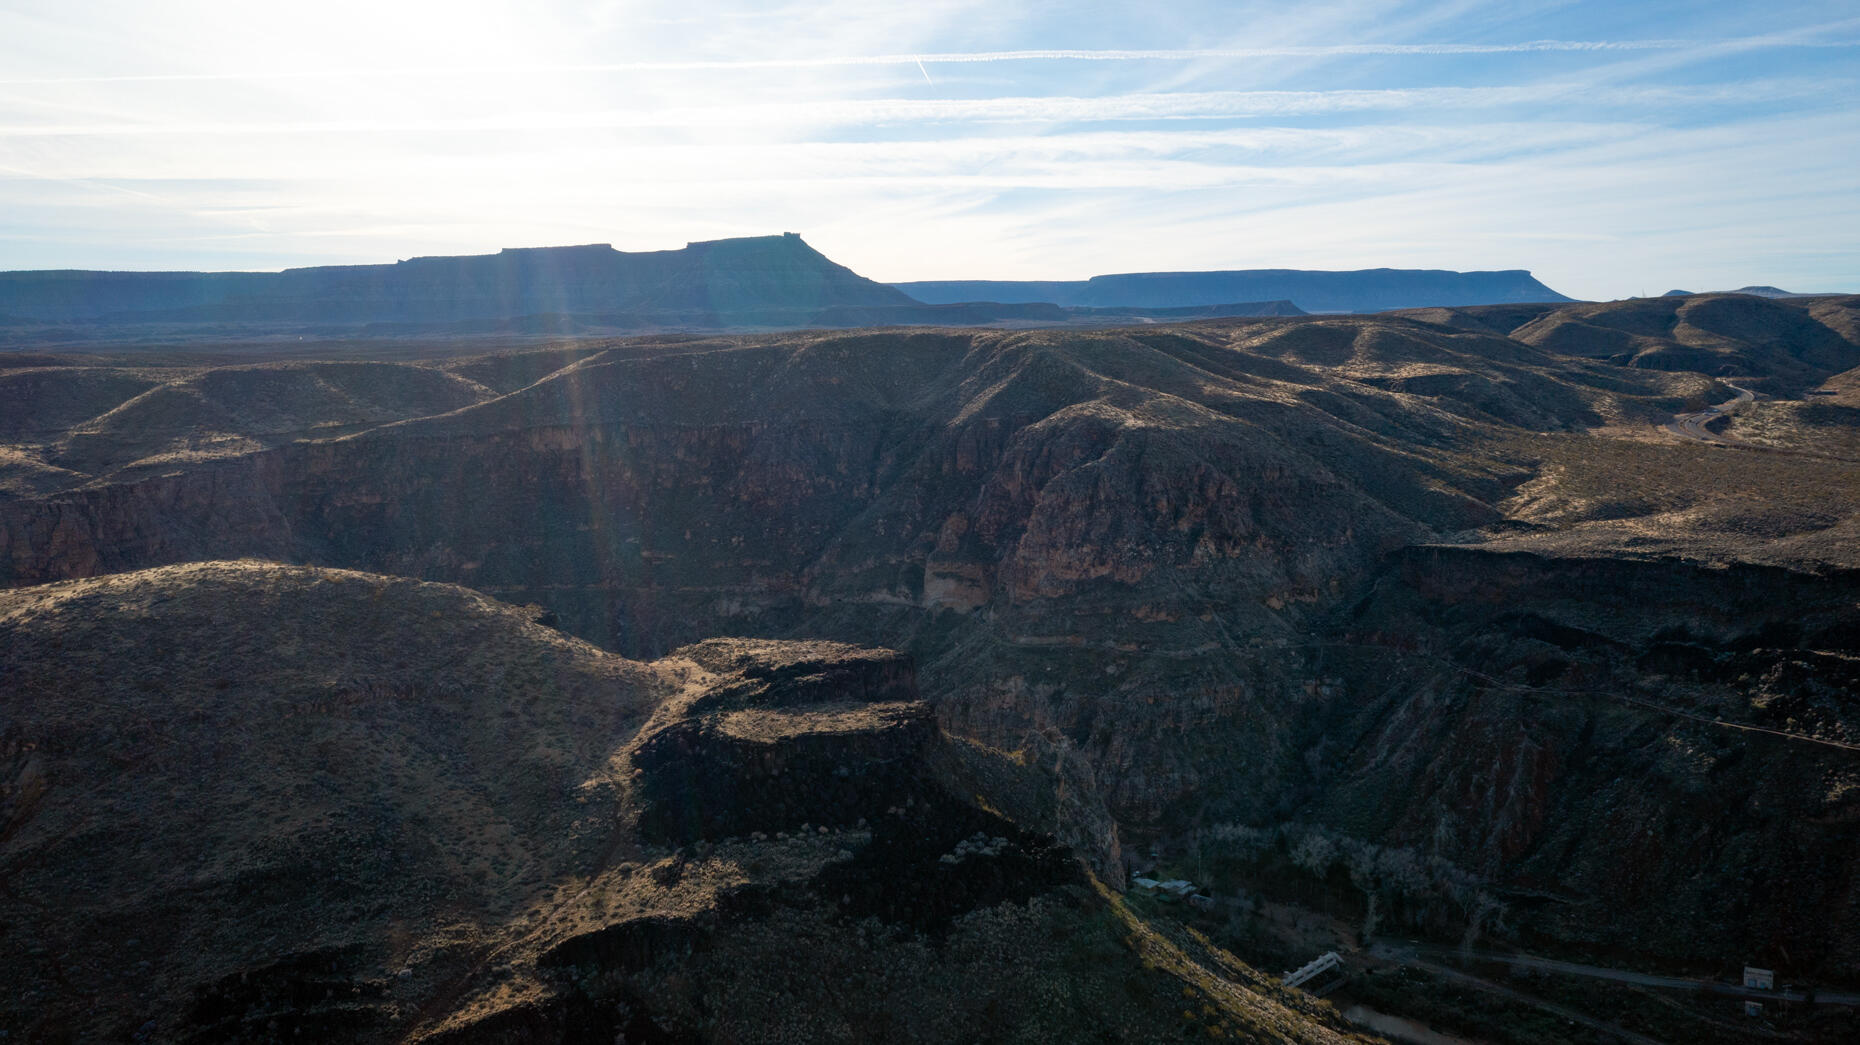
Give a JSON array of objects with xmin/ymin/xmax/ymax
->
[
  {"xmin": 1, "ymin": 80, "xmax": 1843, "ymax": 137},
  {"xmin": 3, "ymin": 35, "xmax": 1858, "ymax": 86},
  {"xmin": 4, "ymin": 122, "xmax": 1655, "ymax": 183}
]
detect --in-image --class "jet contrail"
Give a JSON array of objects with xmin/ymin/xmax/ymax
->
[
  {"xmin": 0, "ymin": 36, "xmax": 1854, "ymax": 86},
  {"xmin": 916, "ymin": 58, "xmax": 933, "ymax": 85}
]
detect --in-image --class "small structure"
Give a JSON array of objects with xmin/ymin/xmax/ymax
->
[
  {"xmin": 1130, "ymin": 877, "xmax": 1198, "ymax": 901},
  {"xmin": 1745, "ymin": 1001, "xmax": 1764, "ymax": 1017},
  {"xmin": 1744, "ymin": 967, "xmax": 1775, "ymax": 991},
  {"xmin": 1283, "ymin": 952, "xmax": 1347, "ymax": 995},
  {"xmin": 1187, "ymin": 893, "xmax": 1216, "ymax": 910},
  {"xmin": 1156, "ymin": 879, "xmax": 1197, "ymax": 900}
]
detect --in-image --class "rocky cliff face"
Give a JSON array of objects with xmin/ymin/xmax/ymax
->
[
  {"xmin": 4, "ymin": 297, "xmax": 1860, "ymax": 994},
  {"xmin": 1293, "ymin": 548, "xmax": 1860, "ymax": 973}
]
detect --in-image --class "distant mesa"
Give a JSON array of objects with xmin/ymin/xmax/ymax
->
[
  {"xmin": 0, "ymin": 233, "xmax": 917, "ymax": 330},
  {"xmin": 1063, "ymin": 299, "xmax": 1306, "ymax": 320},
  {"xmin": 0, "ymin": 234, "xmax": 1576, "ymax": 342},
  {"xmin": 0, "ymin": 234, "xmax": 1310, "ymax": 337},
  {"xmin": 894, "ymin": 266, "xmax": 1574, "ymax": 314},
  {"xmin": 6, "ymin": 232, "xmax": 1841, "ymax": 345},
  {"xmin": 1664, "ymin": 286, "xmax": 1816, "ymax": 300}
]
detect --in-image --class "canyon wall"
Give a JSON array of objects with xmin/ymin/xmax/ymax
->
[{"xmin": 5, "ymin": 305, "xmax": 1860, "ymax": 982}]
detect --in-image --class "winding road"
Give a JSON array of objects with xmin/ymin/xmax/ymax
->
[{"xmin": 1666, "ymin": 382, "xmax": 1755, "ymax": 443}]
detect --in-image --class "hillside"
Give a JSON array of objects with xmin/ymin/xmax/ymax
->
[
  {"xmin": 0, "ymin": 562, "xmax": 1368, "ymax": 1044},
  {"xmin": 894, "ymin": 267, "xmax": 1573, "ymax": 313},
  {"xmin": 1509, "ymin": 293, "xmax": 1860, "ymax": 389}
]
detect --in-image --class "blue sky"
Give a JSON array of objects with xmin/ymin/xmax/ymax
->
[{"xmin": 0, "ymin": 0, "xmax": 1854, "ymax": 299}]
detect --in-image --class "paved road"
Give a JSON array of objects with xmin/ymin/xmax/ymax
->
[
  {"xmin": 1370, "ymin": 939, "xmax": 1860, "ymax": 1006},
  {"xmin": 1365, "ymin": 945, "xmax": 1668, "ymax": 1045},
  {"xmin": 1666, "ymin": 382, "xmax": 1755, "ymax": 443}
]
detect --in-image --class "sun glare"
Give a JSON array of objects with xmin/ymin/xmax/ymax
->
[{"xmin": 0, "ymin": 2, "xmax": 1854, "ymax": 294}]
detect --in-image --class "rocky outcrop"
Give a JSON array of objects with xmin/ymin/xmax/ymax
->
[{"xmin": 630, "ymin": 640, "xmax": 932, "ymax": 842}]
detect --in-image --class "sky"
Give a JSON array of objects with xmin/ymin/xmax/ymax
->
[{"xmin": 0, "ymin": 1, "xmax": 1855, "ymax": 300}]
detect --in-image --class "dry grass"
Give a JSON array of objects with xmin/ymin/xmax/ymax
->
[
  {"xmin": 0, "ymin": 562, "xmax": 670, "ymax": 1039},
  {"xmin": 1490, "ymin": 431, "xmax": 1860, "ymax": 567}
]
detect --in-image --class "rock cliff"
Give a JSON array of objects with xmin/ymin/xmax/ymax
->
[{"xmin": 1298, "ymin": 547, "xmax": 1860, "ymax": 973}]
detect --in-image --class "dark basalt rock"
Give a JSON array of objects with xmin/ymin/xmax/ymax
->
[
  {"xmin": 632, "ymin": 702, "xmax": 935, "ymax": 843},
  {"xmin": 814, "ymin": 793, "xmax": 1084, "ymax": 934},
  {"xmin": 538, "ymin": 916, "xmax": 704, "ymax": 973},
  {"xmin": 631, "ymin": 640, "xmax": 934, "ymax": 842},
  {"xmin": 183, "ymin": 946, "xmax": 387, "ymax": 1044}
]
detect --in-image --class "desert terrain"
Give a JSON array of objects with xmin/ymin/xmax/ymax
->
[{"xmin": 5, "ymin": 289, "xmax": 1860, "ymax": 1042}]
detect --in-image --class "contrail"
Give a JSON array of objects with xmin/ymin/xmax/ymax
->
[
  {"xmin": 916, "ymin": 58, "xmax": 933, "ymax": 85},
  {"xmin": 1, "ymin": 36, "xmax": 1854, "ymax": 86}
]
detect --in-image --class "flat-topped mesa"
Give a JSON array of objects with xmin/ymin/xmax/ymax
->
[
  {"xmin": 681, "ymin": 230, "xmax": 806, "ymax": 251},
  {"xmin": 894, "ymin": 266, "xmax": 1573, "ymax": 312},
  {"xmin": 382, "ymin": 243, "xmax": 619, "ymax": 267},
  {"xmin": 0, "ymin": 233, "xmax": 913, "ymax": 324},
  {"xmin": 494, "ymin": 242, "xmax": 618, "ymax": 256}
]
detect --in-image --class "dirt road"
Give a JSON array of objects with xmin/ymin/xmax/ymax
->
[{"xmin": 1667, "ymin": 382, "xmax": 1755, "ymax": 443}]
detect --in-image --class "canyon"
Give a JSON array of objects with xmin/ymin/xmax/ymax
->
[{"xmin": 4, "ymin": 286, "xmax": 1860, "ymax": 1042}]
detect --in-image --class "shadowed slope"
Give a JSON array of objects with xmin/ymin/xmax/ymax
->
[{"xmin": 0, "ymin": 562, "xmax": 1370, "ymax": 1045}]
